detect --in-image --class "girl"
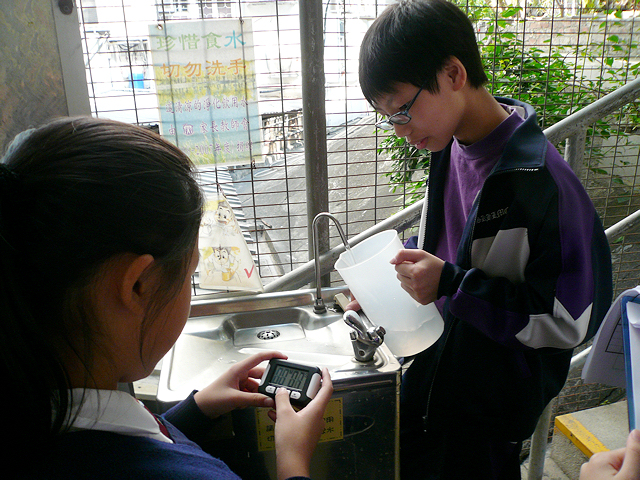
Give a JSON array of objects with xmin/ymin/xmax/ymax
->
[{"xmin": 0, "ymin": 116, "xmax": 332, "ymax": 479}]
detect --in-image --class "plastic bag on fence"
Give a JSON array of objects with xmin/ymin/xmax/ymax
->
[{"xmin": 198, "ymin": 192, "xmax": 264, "ymax": 292}]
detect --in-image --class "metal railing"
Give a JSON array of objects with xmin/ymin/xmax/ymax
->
[
  {"xmin": 264, "ymin": 198, "xmax": 423, "ymax": 292},
  {"xmin": 264, "ymin": 77, "xmax": 640, "ymax": 478}
]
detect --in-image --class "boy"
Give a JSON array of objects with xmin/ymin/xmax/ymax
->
[{"xmin": 356, "ymin": 1, "xmax": 613, "ymax": 478}]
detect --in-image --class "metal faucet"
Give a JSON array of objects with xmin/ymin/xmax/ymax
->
[
  {"xmin": 311, "ymin": 212, "xmax": 386, "ymax": 362},
  {"xmin": 311, "ymin": 212, "xmax": 351, "ymax": 314},
  {"xmin": 343, "ymin": 310, "xmax": 386, "ymax": 362}
]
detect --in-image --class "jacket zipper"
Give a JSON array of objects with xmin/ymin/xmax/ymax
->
[
  {"xmin": 422, "ymin": 317, "xmax": 454, "ymax": 431},
  {"xmin": 422, "ymin": 165, "xmax": 539, "ymax": 430},
  {"xmin": 466, "ymin": 166, "xmax": 539, "ymax": 261},
  {"xmin": 418, "ymin": 177, "xmax": 430, "ymax": 251}
]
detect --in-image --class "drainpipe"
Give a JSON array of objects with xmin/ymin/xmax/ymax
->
[{"xmin": 299, "ymin": 0, "xmax": 330, "ymax": 287}]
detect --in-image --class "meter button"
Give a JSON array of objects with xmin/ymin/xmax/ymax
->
[
  {"xmin": 265, "ymin": 385, "xmax": 276, "ymax": 394},
  {"xmin": 290, "ymin": 391, "xmax": 301, "ymax": 400}
]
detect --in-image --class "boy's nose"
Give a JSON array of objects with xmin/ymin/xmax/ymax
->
[{"xmin": 393, "ymin": 122, "xmax": 411, "ymax": 140}]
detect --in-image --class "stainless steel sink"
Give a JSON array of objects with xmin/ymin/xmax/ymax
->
[
  {"xmin": 156, "ymin": 286, "xmax": 401, "ymax": 480},
  {"xmin": 157, "ymin": 286, "xmax": 399, "ymax": 404}
]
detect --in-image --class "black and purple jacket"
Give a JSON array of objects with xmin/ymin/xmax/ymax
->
[{"xmin": 401, "ymin": 97, "xmax": 613, "ymax": 441}]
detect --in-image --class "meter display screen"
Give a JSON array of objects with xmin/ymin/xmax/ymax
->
[
  {"xmin": 271, "ymin": 364, "xmax": 307, "ymax": 391},
  {"xmin": 258, "ymin": 358, "xmax": 323, "ymax": 408}
]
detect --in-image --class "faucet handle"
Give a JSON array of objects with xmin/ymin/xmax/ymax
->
[
  {"xmin": 344, "ymin": 310, "xmax": 384, "ymax": 362},
  {"xmin": 343, "ymin": 310, "xmax": 385, "ymax": 347},
  {"xmin": 368, "ymin": 325, "xmax": 386, "ymax": 345},
  {"xmin": 343, "ymin": 310, "xmax": 366, "ymax": 335}
]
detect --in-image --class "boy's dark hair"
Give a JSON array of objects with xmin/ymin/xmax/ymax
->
[
  {"xmin": 359, "ymin": 0, "xmax": 488, "ymax": 104},
  {"xmin": 0, "ymin": 116, "xmax": 204, "ymax": 468}
]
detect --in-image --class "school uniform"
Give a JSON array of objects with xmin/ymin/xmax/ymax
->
[
  {"xmin": 400, "ymin": 98, "xmax": 612, "ymax": 479},
  {"xmin": 41, "ymin": 389, "xmax": 310, "ymax": 480}
]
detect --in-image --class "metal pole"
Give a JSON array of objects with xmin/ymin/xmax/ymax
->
[
  {"xmin": 564, "ymin": 130, "xmax": 587, "ymax": 179},
  {"xmin": 299, "ymin": 0, "xmax": 330, "ymax": 286},
  {"xmin": 527, "ymin": 401, "xmax": 553, "ymax": 480}
]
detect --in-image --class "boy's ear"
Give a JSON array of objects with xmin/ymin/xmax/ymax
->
[
  {"xmin": 442, "ymin": 56, "xmax": 467, "ymax": 92},
  {"xmin": 118, "ymin": 253, "xmax": 156, "ymax": 314}
]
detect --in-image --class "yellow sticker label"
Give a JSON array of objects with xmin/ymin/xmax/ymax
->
[{"xmin": 255, "ymin": 397, "xmax": 344, "ymax": 451}]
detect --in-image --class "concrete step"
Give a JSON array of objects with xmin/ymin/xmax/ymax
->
[
  {"xmin": 521, "ymin": 451, "xmax": 571, "ymax": 480},
  {"xmin": 549, "ymin": 400, "xmax": 629, "ymax": 480}
]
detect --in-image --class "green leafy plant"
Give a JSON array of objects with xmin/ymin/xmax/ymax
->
[
  {"xmin": 380, "ymin": 6, "xmax": 639, "ymax": 205},
  {"xmin": 378, "ymin": 134, "xmax": 431, "ymax": 205}
]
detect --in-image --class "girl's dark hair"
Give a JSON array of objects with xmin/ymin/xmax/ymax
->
[
  {"xmin": 0, "ymin": 116, "xmax": 203, "ymax": 465},
  {"xmin": 359, "ymin": 0, "xmax": 488, "ymax": 104}
]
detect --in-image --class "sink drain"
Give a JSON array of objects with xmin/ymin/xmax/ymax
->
[{"xmin": 257, "ymin": 329, "xmax": 281, "ymax": 341}]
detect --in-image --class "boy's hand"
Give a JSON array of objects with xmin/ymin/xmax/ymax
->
[
  {"xmin": 390, "ymin": 249, "xmax": 444, "ymax": 305},
  {"xmin": 344, "ymin": 298, "xmax": 361, "ymax": 312}
]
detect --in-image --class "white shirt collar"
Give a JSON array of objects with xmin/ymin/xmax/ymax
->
[{"xmin": 67, "ymin": 388, "xmax": 173, "ymax": 443}]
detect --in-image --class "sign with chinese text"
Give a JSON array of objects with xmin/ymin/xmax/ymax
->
[
  {"xmin": 255, "ymin": 398, "xmax": 344, "ymax": 451},
  {"xmin": 149, "ymin": 19, "xmax": 260, "ymax": 165}
]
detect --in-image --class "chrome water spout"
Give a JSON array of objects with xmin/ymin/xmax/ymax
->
[
  {"xmin": 311, "ymin": 212, "xmax": 352, "ymax": 314},
  {"xmin": 343, "ymin": 310, "xmax": 386, "ymax": 362}
]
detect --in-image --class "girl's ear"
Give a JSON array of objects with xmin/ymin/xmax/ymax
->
[
  {"xmin": 442, "ymin": 56, "xmax": 467, "ymax": 92},
  {"xmin": 118, "ymin": 254, "xmax": 156, "ymax": 315}
]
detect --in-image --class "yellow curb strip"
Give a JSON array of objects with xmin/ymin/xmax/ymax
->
[{"xmin": 554, "ymin": 413, "xmax": 610, "ymax": 458}]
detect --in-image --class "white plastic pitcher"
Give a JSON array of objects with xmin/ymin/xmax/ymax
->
[{"xmin": 335, "ymin": 230, "xmax": 444, "ymax": 357}]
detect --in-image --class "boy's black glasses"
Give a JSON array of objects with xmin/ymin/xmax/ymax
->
[{"xmin": 375, "ymin": 85, "xmax": 425, "ymax": 130}]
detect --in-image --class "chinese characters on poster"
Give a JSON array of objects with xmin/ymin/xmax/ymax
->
[{"xmin": 149, "ymin": 19, "xmax": 261, "ymax": 166}]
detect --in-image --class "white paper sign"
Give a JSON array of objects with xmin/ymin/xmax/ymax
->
[{"xmin": 198, "ymin": 193, "xmax": 263, "ymax": 292}]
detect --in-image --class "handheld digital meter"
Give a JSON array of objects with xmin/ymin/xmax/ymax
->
[{"xmin": 258, "ymin": 359, "xmax": 322, "ymax": 408}]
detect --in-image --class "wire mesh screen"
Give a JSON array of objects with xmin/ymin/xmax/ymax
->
[
  {"xmin": 76, "ymin": 0, "xmax": 398, "ymax": 293},
  {"xmin": 75, "ymin": 0, "xmax": 639, "ymax": 292}
]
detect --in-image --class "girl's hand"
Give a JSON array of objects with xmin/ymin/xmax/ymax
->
[
  {"xmin": 580, "ymin": 429, "xmax": 640, "ymax": 480},
  {"xmin": 194, "ymin": 351, "xmax": 287, "ymax": 418},
  {"xmin": 390, "ymin": 248, "xmax": 444, "ymax": 305},
  {"xmin": 268, "ymin": 368, "xmax": 333, "ymax": 480}
]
